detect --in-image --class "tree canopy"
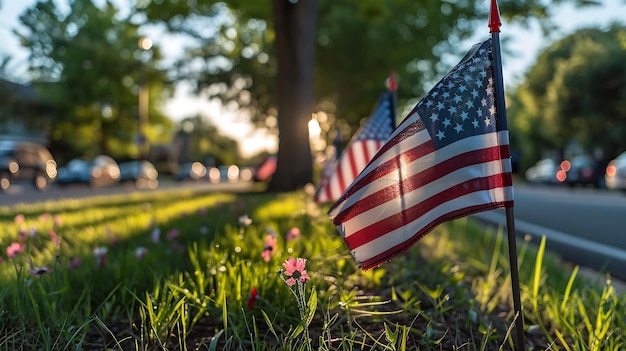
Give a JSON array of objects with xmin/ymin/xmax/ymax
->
[
  {"xmin": 12, "ymin": 0, "xmax": 605, "ymax": 185},
  {"xmin": 509, "ymin": 24, "xmax": 626, "ymax": 167},
  {"xmin": 16, "ymin": 0, "xmax": 174, "ymax": 161}
]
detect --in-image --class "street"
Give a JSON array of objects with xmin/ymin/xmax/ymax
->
[{"xmin": 472, "ymin": 183, "xmax": 626, "ymax": 280}]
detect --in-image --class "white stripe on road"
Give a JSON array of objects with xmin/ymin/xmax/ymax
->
[{"xmin": 471, "ymin": 210, "xmax": 626, "ymax": 262}]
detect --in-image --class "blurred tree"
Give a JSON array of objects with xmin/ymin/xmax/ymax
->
[
  {"xmin": 16, "ymin": 0, "xmax": 174, "ymax": 161},
  {"xmin": 176, "ymin": 115, "xmax": 240, "ymax": 166},
  {"xmin": 509, "ymin": 25, "xmax": 626, "ymax": 167},
  {"xmin": 139, "ymin": 0, "xmax": 595, "ymax": 190}
]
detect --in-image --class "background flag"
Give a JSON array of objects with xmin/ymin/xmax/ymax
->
[
  {"xmin": 314, "ymin": 92, "xmax": 396, "ymax": 203},
  {"xmin": 329, "ymin": 39, "xmax": 514, "ymax": 270}
]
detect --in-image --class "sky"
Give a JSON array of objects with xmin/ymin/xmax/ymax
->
[{"xmin": 2, "ymin": 0, "xmax": 626, "ymax": 156}]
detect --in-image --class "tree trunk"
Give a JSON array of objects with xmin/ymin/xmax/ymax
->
[{"xmin": 267, "ymin": 0, "xmax": 317, "ymax": 192}]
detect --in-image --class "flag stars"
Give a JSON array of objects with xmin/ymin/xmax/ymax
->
[
  {"xmin": 414, "ymin": 40, "xmax": 497, "ymax": 149},
  {"xmin": 486, "ymin": 86, "xmax": 494, "ymax": 97},
  {"xmin": 442, "ymin": 118, "xmax": 452, "ymax": 128}
]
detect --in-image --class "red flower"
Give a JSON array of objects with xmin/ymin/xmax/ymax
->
[
  {"xmin": 247, "ymin": 287, "xmax": 258, "ymax": 308},
  {"xmin": 93, "ymin": 247, "xmax": 107, "ymax": 268}
]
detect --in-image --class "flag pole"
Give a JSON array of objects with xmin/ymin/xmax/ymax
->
[
  {"xmin": 489, "ymin": 0, "xmax": 526, "ymax": 349},
  {"xmin": 387, "ymin": 70, "xmax": 398, "ymax": 125}
]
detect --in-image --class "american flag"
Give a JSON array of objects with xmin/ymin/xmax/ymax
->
[
  {"xmin": 328, "ymin": 39, "xmax": 514, "ymax": 270},
  {"xmin": 314, "ymin": 92, "xmax": 396, "ymax": 203}
]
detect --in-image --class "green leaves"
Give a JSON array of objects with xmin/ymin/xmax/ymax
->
[{"xmin": 511, "ymin": 25, "xmax": 626, "ymax": 164}]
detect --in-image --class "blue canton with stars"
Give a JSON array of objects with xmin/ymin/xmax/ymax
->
[
  {"xmin": 416, "ymin": 40, "xmax": 502, "ymax": 150},
  {"xmin": 355, "ymin": 92, "xmax": 396, "ymax": 141}
]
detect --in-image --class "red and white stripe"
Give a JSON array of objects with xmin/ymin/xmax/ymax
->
[
  {"xmin": 329, "ymin": 112, "xmax": 513, "ymax": 270},
  {"xmin": 315, "ymin": 139, "xmax": 385, "ymax": 203}
]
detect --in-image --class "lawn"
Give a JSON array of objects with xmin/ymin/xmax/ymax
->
[{"xmin": 0, "ymin": 187, "xmax": 624, "ymax": 350}]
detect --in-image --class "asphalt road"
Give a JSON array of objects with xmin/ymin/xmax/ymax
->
[{"xmin": 472, "ymin": 183, "xmax": 626, "ymax": 280}]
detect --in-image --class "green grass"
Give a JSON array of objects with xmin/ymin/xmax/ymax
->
[{"xmin": 0, "ymin": 188, "xmax": 624, "ymax": 350}]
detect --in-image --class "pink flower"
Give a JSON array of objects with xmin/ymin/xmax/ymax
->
[
  {"xmin": 48, "ymin": 229, "xmax": 61, "ymax": 247},
  {"xmin": 281, "ymin": 257, "xmax": 310, "ymax": 286},
  {"xmin": 167, "ymin": 229, "xmax": 180, "ymax": 241},
  {"xmin": 53, "ymin": 215, "xmax": 63, "ymax": 227},
  {"xmin": 261, "ymin": 235, "xmax": 277, "ymax": 262},
  {"xmin": 39, "ymin": 213, "xmax": 51, "ymax": 222},
  {"xmin": 6, "ymin": 242, "xmax": 24, "ymax": 258},
  {"xmin": 68, "ymin": 257, "xmax": 81, "ymax": 270},
  {"xmin": 14, "ymin": 214, "xmax": 25, "ymax": 225},
  {"xmin": 285, "ymin": 227, "xmax": 300, "ymax": 243},
  {"xmin": 198, "ymin": 208, "xmax": 208, "ymax": 215}
]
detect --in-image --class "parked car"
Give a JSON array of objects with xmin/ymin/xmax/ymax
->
[
  {"xmin": 118, "ymin": 160, "xmax": 159, "ymax": 189},
  {"xmin": 253, "ymin": 155, "xmax": 277, "ymax": 182},
  {"xmin": 239, "ymin": 167, "xmax": 255, "ymax": 182},
  {"xmin": 56, "ymin": 155, "xmax": 120, "ymax": 187},
  {"xmin": 525, "ymin": 158, "xmax": 559, "ymax": 184},
  {"xmin": 176, "ymin": 162, "xmax": 206, "ymax": 181},
  {"xmin": 207, "ymin": 166, "xmax": 221, "ymax": 183},
  {"xmin": 0, "ymin": 140, "xmax": 57, "ymax": 192},
  {"xmin": 605, "ymin": 151, "xmax": 626, "ymax": 191},
  {"xmin": 219, "ymin": 165, "xmax": 240, "ymax": 183},
  {"xmin": 559, "ymin": 155, "xmax": 602, "ymax": 188}
]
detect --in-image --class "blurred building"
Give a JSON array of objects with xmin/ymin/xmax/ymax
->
[{"xmin": 0, "ymin": 79, "xmax": 51, "ymax": 144}]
